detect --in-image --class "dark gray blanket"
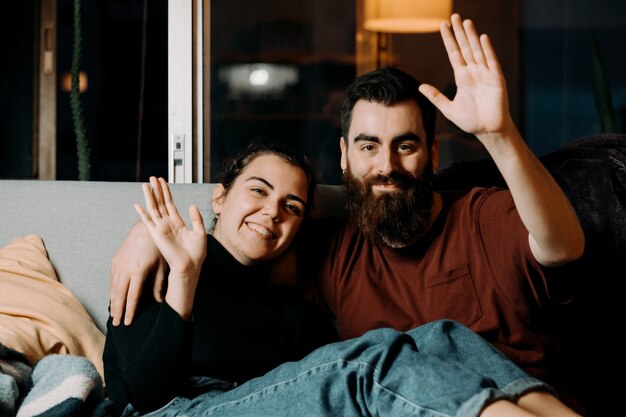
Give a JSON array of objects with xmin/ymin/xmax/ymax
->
[{"xmin": 0, "ymin": 344, "xmax": 114, "ymax": 417}]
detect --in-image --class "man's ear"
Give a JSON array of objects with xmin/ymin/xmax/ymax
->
[
  {"xmin": 340, "ymin": 137, "xmax": 348, "ymax": 172},
  {"xmin": 211, "ymin": 183, "xmax": 225, "ymax": 215}
]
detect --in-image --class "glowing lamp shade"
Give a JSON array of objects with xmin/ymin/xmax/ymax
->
[{"xmin": 364, "ymin": 0, "xmax": 452, "ymax": 34}]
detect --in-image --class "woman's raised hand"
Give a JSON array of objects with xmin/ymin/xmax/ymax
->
[{"xmin": 134, "ymin": 176, "xmax": 207, "ymax": 318}]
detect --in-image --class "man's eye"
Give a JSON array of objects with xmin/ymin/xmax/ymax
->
[
  {"xmin": 398, "ymin": 144, "xmax": 415, "ymax": 152},
  {"xmin": 361, "ymin": 144, "xmax": 376, "ymax": 152}
]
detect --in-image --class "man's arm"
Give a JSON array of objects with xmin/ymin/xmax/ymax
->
[
  {"xmin": 419, "ymin": 13, "xmax": 584, "ymax": 267},
  {"xmin": 109, "ymin": 219, "xmax": 167, "ymax": 326}
]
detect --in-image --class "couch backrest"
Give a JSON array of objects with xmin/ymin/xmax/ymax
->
[{"xmin": 0, "ymin": 180, "xmax": 345, "ymax": 332}]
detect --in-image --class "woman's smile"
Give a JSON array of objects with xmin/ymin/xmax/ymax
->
[{"xmin": 246, "ymin": 221, "xmax": 276, "ymax": 239}]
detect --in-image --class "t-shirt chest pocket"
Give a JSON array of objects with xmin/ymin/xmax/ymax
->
[{"xmin": 420, "ymin": 265, "xmax": 481, "ymax": 327}]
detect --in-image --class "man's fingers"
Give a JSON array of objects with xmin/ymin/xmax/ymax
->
[
  {"xmin": 153, "ymin": 262, "xmax": 167, "ymax": 303},
  {"xmin": 134, "ymin": 203, "xmax": 153, "ymax": 227},
  {"xmin": 450, "ymin": 13, "xmax": 475, "ymax": 65},
  {"xmin": 109, "ymin": 273, "xmax": 130, "ymax": 327},
  {"xmin": 418, "ymin": 84, "xmax": 449, "ymax": 112},
  {"xmin": 440, "ymin": 18, "xmax": 465, "ymax": 68},
  {"xmin": 124, "ymin": 277, "xmax": 143, "ymax": 326},
  {"xmin": 480, "ymin": 34, "xmax": 502, "ymax": 73},
  {"xmin": 463, "ymin": 18, "xmax": 486, "ymax": 67}
]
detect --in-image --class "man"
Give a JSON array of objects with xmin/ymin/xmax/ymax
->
[
  {"xmin": 294, "ymin": 14, "xmax": 586, "ymax": 413},
  {"xmin": 109, "ymin": 13, "xmax": 586, "ymax": 414}
]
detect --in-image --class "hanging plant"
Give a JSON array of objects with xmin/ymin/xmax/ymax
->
[{"xmin": 71, "ymin": 0, "xmax": 90, "ymax": 180}]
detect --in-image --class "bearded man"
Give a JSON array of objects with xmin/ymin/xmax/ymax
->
[{"xmin": 297, "ymin": 16, "xmax": 584, "ymax": 413}]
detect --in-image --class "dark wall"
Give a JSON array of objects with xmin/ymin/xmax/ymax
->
[
  {"xmin": 2, "ymin": 1, "xmax": 625, "ymax": 180},
  {"xmin": 55, "ymin": 0, "xmax": 168, "ymax": 181},
  {"xmin": 522, "ymin": 0, "xmax": 626, "ymax": 156},
  {"xmin": 1, "ymin": 2, "xmax": 35, "ymax": 178}
]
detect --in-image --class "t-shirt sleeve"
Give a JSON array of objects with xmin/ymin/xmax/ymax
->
[{"xmin": 475, "ymin": 188, "xmax": 575, "ymax": 305}]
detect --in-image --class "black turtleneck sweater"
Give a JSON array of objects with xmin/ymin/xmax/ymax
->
[{"xmin": 103, "ymin": 235, "xmax": 337, "ymax": 415}]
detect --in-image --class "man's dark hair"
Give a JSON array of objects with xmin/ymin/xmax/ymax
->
[{"xmin": 341, "ymin": 66, "xmax": 437, "ymax": 147}]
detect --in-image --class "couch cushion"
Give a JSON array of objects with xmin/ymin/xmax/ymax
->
[{"xmin": 0, "ymin": 235, "xmax": 105, "ymax": 378}]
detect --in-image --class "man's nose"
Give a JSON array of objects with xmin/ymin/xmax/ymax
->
[{"xmin": 377, "ymin": 148, "xmax": 399, "ymax": 176}]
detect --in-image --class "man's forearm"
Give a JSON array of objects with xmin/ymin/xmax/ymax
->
[{"xmin": 479, "ymin": 127, "xmax": 585, "ymax": 266}]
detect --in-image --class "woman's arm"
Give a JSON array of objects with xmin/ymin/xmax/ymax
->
[
  {"xmin": 104, "ymin": 295, "xmax": 193, "ymax": 413},
  {"xmin": 104, "ymin": 176, "xmax": 208, "ymax": 413}
]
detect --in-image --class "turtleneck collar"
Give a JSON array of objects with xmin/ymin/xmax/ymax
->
[{"xmin": 204, "ymin": 234, "xmax": 271, "ymax": 288}]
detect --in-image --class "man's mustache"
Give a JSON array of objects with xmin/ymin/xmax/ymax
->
[{"xmin": 366, "ymin": 173, "xmax": 415, "ymax": 188}]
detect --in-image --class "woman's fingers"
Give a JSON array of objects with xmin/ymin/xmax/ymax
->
[
  {"xmin": 139, "ymin": 177, "xmax": 176, "ymax": 224},
  {"xmin": 140, "ymin": 180, "xmax": 160, "ymax": 221},
  {"xmin": 158, "ymin": 177, "xmax": 183, "ymax": 222},
  {"xmin": 149, "ymin": 176, "xmax": 168, "ymax": 217},
  {"xmin": 189, "ymin": 204, "xmax": 206, "ymax": 235},
  {"xmin": 137, "ymin": 177, "xmax": 190, "ymax": 237}
]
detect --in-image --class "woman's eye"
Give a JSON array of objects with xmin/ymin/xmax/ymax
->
[
  {"xmin": 285, "ymin": 203, "xmax": 302, "ymax": 216},
  {"xmin": 251, "ymin": 187, "xmax": 266, "ymax": 195}
]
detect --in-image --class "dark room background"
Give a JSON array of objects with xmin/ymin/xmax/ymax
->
[{"xmin": 1, "ymin": 0, "xmax": 625, "ymax": 182}]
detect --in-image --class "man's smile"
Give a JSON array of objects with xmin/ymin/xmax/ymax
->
[{"xmin": 372, "ymin": 184, "xmax": 400, "ymax": 193}]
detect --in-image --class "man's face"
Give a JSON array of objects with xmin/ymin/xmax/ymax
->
[{"xmin": 340, "ymin": 99, "xmax": 439, "ymax": 248}]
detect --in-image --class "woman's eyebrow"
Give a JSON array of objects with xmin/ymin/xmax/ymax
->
[
  {"xmin": 286, "ymin": 194, "xmax": 307, "ymax": 207},
  {"xmin": 245, "ymin": 176, "xmax": 307, "ymax": 206},
  {"xmin": 245, "ymin": 176, "xmax": 273, "ymax": 190}
]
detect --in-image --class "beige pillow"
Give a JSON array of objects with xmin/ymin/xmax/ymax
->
[{"xmin": 0, "ymin": 235, "xmax": 105, "ymax": 379}]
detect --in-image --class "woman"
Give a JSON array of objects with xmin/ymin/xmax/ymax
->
[{"xmin": 103, "ymin": 143, "xmax": 581, "ymax": 417}]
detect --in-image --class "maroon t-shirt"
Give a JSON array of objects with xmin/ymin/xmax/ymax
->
[{"xmin": 300, "ymin": 187, "xmax": 574, "ymax": 383}]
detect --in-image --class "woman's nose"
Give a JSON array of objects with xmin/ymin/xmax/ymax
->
[{"xmin": 263, "ymin": 201, "xmax": 281, "ymax": 223}]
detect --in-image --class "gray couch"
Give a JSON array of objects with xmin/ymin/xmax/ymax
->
[
  {"xmin": 1, "ymin": 133, "xmax": 624, "ymax": 416},
  {"xmin": 0, "ymin": 180, "xmax": 345, "ymax": 332}
]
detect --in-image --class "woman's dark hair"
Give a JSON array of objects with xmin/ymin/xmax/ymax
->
[
  {"xmin": 341, "ymin": 66, "xmax": 437, "ymax": 147},
  {"xmin": 213, "ymin": 143, "xmax": 316, "ymax": 227}
]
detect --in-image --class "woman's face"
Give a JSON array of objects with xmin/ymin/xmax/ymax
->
[{"xmin": 211, "ymin": 154, "xmax": 309, "ymax": 265}]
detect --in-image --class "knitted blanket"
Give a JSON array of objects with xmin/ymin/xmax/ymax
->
[{"xmin": 0, "ymin": 344, "xmax": 114, "ymax": 417}]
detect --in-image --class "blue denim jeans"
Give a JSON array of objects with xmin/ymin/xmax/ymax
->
[{"xmin": 123, "ymin": 320, "xmax": 553, "ymax": 417}]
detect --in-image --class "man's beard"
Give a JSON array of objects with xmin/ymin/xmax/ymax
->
[{"xmin": 343, "ymin": 163, "xmax": 434, "ymax": 248}]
